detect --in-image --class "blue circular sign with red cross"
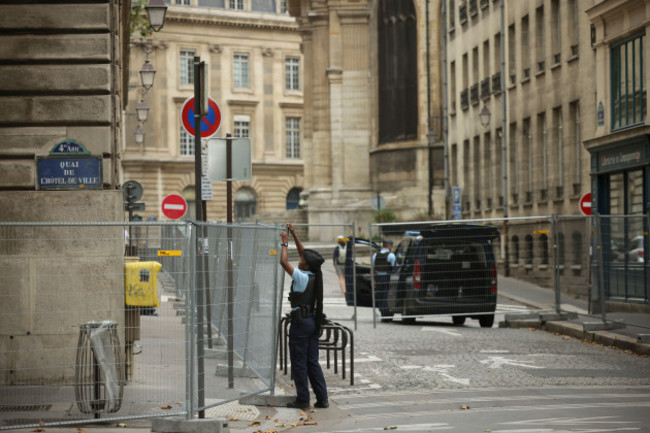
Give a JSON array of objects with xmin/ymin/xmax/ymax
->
[{"xmin": 180, "ymin": 96, "xmax": 222, "ymax": 138}]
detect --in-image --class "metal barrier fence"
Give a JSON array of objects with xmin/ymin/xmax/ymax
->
[
  {"xmin": 0, "ymin": 221, "xmax": 285, "ymax": 430},
  {"xmin": 592, "ymin": 214, "xmax": 649, "ymax": 304}
]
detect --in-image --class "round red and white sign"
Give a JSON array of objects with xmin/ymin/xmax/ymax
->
[
  {"xmin": 579, "ymin": 192, "xmax": 592, "ymax": 216},
  {"xmin": 161, "ymin": 194, "xmax": 187, "ymax": 220}
]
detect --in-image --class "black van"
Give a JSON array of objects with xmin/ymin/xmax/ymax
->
[{"xmin": 386, "ymin": 224, "xmax": 500, "ymax": 327}]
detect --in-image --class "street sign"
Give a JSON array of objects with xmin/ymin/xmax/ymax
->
[
  {"xmin": 123, "ymin": 180, "xmax": 143, "ymax": 203},
  {"xmin": 180, "ymin": 96, "xmax": 221, "ymax": 138},
  {"xmin": 579, "ymin": 192, "xmax": 592, "ymax": 216},
  {"xmin": 161, "ymin": 194, "xmax": 187, "ymax": 220},
  {"xmin": 207, "ymin": 137, "xmax": 252, "ymax": 181},
  {"xmin": 201, "ymin": 176, "xmax": 213, "ymax": 200},
  {"xmin": 36, "ymin": 155, "xmax": 102, "ymax": 190},
  {"xmin": 370, "ymin": 195, "xmax": 384, "ymax": 211}
]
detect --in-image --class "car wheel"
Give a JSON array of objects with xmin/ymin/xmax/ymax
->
[
  {"xmin": 452, "ymin": 316, "xmax": 466, "ymax": 326},
  {"xmin": 478, "ymin": 315, "xmax": 494, "ymax": 328}
]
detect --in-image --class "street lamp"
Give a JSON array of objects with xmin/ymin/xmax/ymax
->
[
  {"xmin": 134, "ymin": 125, "xmax": 145, "ymax": 144},
  {"xmin": 139, "ymin": 60, "xmax": 156, "ymax": 90},
  {"xmin": 136, "ymin": 99, "xmax": 150, "ymax": 122},
  {"xmin": 479, "ymin": 105, "xmax": 491, "ymax": 127},
  {"xmin": 145, "ymin": 0, "xmax": 168, "ymax": 32}
]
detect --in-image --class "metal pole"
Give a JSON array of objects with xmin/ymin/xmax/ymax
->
[
  {"xmin": 441, "ymin": 0, "xmax": 450, "ymax": 220},
  {"xmin": 186, "ymin": 223, "xmax": 196, "ymax": 420},
  {"xmin": 500, "ymin": 0, "xmax": 510, "ymax": 278},
  {"xmin": 370, "ymin": 223, "xmax": 377, "ymax": 329},
  {"xmin": 193, "ymin": 55, "xmax": 206, "ymax": 419},
  {"xmin": 553, "ymin": 214, "xmax": 561, "ymax": 313},
  {"xmin": 226, "ymin": 132, "xmax": 234, "ymax": 389},
  {"xmin": 352, "ymin": 223, "xmax": 357, "ymax": 331},
  {"xmin": 595, "ymin": 212, "xmax": 607, "ymax": 323}
]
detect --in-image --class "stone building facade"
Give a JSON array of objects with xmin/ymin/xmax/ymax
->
[
  {"xmin": 445, "ymin": 0, "xmax": 598, "ymax": 292},
  {"xmin": 0, "ymin": 1, "xmax": 128, "ymax": 384},
  {"xmin": 122, "ymin": 1, "xmax": 305, "ymax": 223},
  {"xmin": 288, "ymin": 0, "xmax": 445, "ymax": 241}
]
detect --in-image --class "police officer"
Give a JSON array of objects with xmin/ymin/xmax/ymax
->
[
  {"xmin": 280, "ymin": 223, "xmax": 329, "ymax": 410},
  {"xmin": 372, "ymin": 239, "xmax": 396, "ymax": 321}
]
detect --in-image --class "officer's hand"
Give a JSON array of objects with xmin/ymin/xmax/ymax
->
[
  {"xmin": 280, "ymin": 232, "xmax": 289, "ymax": 243},
  {"xmin": 287, "ymin": 223, "xmax": 296, "ymax": 235}
]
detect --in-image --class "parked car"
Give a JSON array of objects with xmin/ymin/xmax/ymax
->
[
  {"xmin": 628, "ymin": 235, "xmax": 645, "ymax": 263},
  {"xmin": 386, "ymin": 224, "xmax": 500, "ymax": 328},
  {"xmin": 343, "ymin": 237, "xmax": 380, "ymax": 308}
]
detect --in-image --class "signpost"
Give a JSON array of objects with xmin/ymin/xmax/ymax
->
[
  {"xmin": 579, "ymin": 192, "xmax": 592, "ymax": 216},
  {"xmin": 161, "ymin": 194, "xmax": 187, "ymax": 220}
]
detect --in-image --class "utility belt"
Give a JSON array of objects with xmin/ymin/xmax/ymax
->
[{"xmin": 290, "ymin": 305, "xmax": 313, "ymax": 325}]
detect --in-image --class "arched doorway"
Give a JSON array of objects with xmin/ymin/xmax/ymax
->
[{"xmin": 286, "ymin": 187, "xmax": 302, "ymax": 210}]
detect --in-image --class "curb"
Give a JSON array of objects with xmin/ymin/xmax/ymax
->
[{"xmin": 500, "ymin": 315, "xmax": 650, "ymax": 356}]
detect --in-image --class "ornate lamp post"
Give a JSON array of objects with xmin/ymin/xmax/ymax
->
[{"xmin": 145, "ymin": 0, "xmax": 168, "ymax": 32}]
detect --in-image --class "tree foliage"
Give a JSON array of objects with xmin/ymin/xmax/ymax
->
[{"xmin": 130, "ymin": 0, "xmax": 153, "ymax": 38}]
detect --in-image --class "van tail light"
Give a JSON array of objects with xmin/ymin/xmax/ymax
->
[
  {"xmin": 490, "ymin": 264, "xmax": 497, "ymax": 293},
  {"xmin": 640, "ymin": 250, "xmax": 644, "ymax": 259},
  {"xmin": 413, "ymin": 259, "xmax": 421, "ymax": 290}
]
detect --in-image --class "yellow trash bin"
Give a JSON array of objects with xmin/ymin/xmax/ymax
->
[{"xmin": 124, "ymin": 261, "xmax": 162, "ymax": 307}]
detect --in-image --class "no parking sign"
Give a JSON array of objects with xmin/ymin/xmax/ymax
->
[{"xmin": 180, "ymin": 96, "xmax": 222, "ymax": 138}]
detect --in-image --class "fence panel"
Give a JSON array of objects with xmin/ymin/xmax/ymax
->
[
  {"xmin": 0, "ymin": 222, "xmax": 191, "ymax": 430},
  {"xmin": 196, "ymin": 223, "xmax": 283, "ymax": 413}
]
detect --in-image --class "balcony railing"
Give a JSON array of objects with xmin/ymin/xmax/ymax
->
[
  {"xmin": 480, "ymin": 77, "xmax": 491, "ymax": 99},
  {"xmin": 470, "ymin": 84, "xmax": 479, "ymax": 105},
  {"xmin": 491, "ymin": 72, "xmax": 501, "ymax": 94},
  {"xmin": 460, "ymin": 88, "xmax": 469, "ymax": 110},
  {"xmin": 459, "ymin": 2, "xmax": 468, "ymax": 23}
]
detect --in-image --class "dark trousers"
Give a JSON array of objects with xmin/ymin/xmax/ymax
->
[
  {"xmin": 375, "ymin": 273, "xmax": 390, "ymax": 315},
  {"xmin": 289, "ymin": 315, "xmax": 328, "ymax": 404}
]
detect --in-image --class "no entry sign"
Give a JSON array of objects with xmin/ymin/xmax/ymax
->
[
  {"xmin": 180, "ymin": 96, "xmax": 221, "ymax": 138},
  {"xmin": 579, "ymin": 192, "xmax": 592, "ymax": 216},
  {"xmin": 161, "ymin": 194, "xmax": 187, "ymax": 220}
]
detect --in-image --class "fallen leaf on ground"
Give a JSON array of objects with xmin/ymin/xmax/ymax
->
[
  {"xmin": 230, "ymin": 417, "xmax": 239, "ymax": 421},
  {"xmin": 117, "ymin": 423, "xmax": 127, "ymax": 428},
  {"xmin": 384, "ymin": 427, "xmax": 398, "ymax": 430},
  {"xmin": 32, "ymin": 429, "xmax": 44, "ymax": 433},
  {"xmin": 248, "ymin": 420, "xmax": 261, "ymax": 426},
  {"xmin": 459, "ymin": 405, "xmax": 470, "ymax": 410},
  {"xmin": 161, "ymin": 404, "xmax": 172, "ymax": 409}
]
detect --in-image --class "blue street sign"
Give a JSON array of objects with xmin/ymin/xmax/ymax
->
[
  {"xmin": 452, "ymin": 186, "xmax": 462, "ymax": 205},
  {"xmin": 37, "ymin": 156, "xmax": 102, "ymax": 190}
]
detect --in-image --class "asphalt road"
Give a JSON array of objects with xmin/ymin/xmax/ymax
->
[{"xmin": 272, "ymin": 259, "xmax": 650, "ymax": 433}]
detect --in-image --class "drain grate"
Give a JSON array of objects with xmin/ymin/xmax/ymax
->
[{"xmin": 0, "ymin": 404, "xmax": 52, "ymax": 412}]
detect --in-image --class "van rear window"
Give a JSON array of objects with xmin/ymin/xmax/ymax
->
[{"xmin": 424, "ymin": 241, "xmax": 487, "ymax": 268}]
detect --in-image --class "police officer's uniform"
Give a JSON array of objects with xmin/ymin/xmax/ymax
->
[{"xmin": 288, "ymin": 268, "xmax": 328, "ymax": 407}]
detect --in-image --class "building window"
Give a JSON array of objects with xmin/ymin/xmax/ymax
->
[
  {"xmin": 176, "ymin": 0, "xmax": 190, "ymax": 5},
  {"xmin": 521, "ymin": 15, "xmax": 530, "ymax": 78},
  {"xmin": 558, "ymin": 233, "xmax": 566, "ymax": 266},
  {"xmin": 611, "ymin": 33, "xmax": 646, "ymax": 130},
  {"xmin": 512, "ymin": 235, "xmax": 520, "ymax": 264},
  {"xmin": 180, "ymin": 129, "xmax": 194, "ymax": 157},
  {"xmin": 286, "ymin": 117, "xmax": 301, "ymax": 159},
  {"xmin": 285, "ymin": 57, "xmax": 300, "ymax": 91},
  {"xmin": 234, "ymin": 53, "xmax": 249, "ymax": 88},
  {"xmin": 183, "ymin": 186, "xmax": 196, "ymax": 221},
  {"xmin": 540, "ymin": 233, "xmax": 549, "ymax": 265},
  {"xmin": 378, "ymin": 0, "xmax": 418, "ymax": 144},
  {"xmin": 234, "ymin": 187, "xmax": 256, "ymax": 222},
  {"xmin": 535, "ymin": 6, "xmax": 545, "ymax": 71},
  {"xmin": 525, "ymin": 234, "xmax": 534, "ymax": 265},
  {"xmin": 286, "ymin": 187, "xmax": 302, "ymax": 210},
  {"xmin": 234, "ymin": 115, "xmax": 250, "ymax": 137},
  {"xmin": 572, "ymin": 232, "xmax": 582, "ymax": 265},
  {"xmin": 180, "ymin": 50, "xmax": 195, "ymax": 85},
  {"xmin": 281, "ymin": 0, "xmax": 288, "ymax": 14},
  {"xmin": 551, "ymin": 0, "xmax": 561, "ymax": 63},
  {"xmin": 230, "ymin": 0, "xmax": 244, "ymax": 10}
]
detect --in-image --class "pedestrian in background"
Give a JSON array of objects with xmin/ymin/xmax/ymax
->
[
  {"xmin": 372, "ymin": 239, "xmax": 395, "ymax": 321},
  {"xmin": 280, "ymin": 223, "xmax": 329, "ymax": 410},
  {"xmin": 333, "ymin": 235, "xmax": 348, "ymax": 296}
]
